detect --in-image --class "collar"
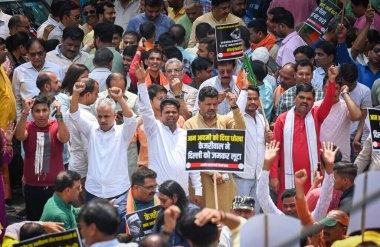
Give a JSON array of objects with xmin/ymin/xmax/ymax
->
[
  {"xmin": 55, "ymin": 44, "xmax": 82, "ymax": 60},
  {"xmin": 90, "ymin": 239, "xmax": 120, "ymax": 247},
  {"xmin": 315, "ymin": 67, "xmax": 326, "ymax": 75},
  {"xmin": 144, "ymin": 13, "xmax": 163, "ymax": 24},
  {"xmin": 97, "ymin": 123, "xmax": 116, "ymax": 133},
  {"xmin": 211, "ymin": 12, "xmax": 228, "ymax": 23},
  {"xmin": 48, "ymin": 14, "xmax": 59, "ymax": 26},
  {"xmin": 161, "ymin": 122, "xmax": 180, "ymax": 134},
  {"xmin": 196, "ymin": 112, "xmax": 219, "ymax": 127},
  {"xmin": 0, "ymin": 11, "xmax": 8, "ymax": 22},
  {"xmin": 58, "ymin": 22, "xmax": 66, "ymax": 31},
  {"xmin": 79, "ymin": 103, "xmax": 92, "ymax": 110},
  {"xmin": 53, "ymin": 193, "xmax": 71, "ymax": 210},
  {"xmin": 215, "ymin": 76, "xmax": 237, "ymax": 90},
  {"xmin": 165, "ymin": 83, "xmax": 189, "ymax": 94},
  {"xmin": 25, "ymin": 61, "xmax": 49, "ymax": 70},
  {"xmin": 92, "ymin": 67, "xmax": 112, "ymax": 73},
  {"xmin": 281, "ymin": 31, "xmax": 298, "ymax": 45},
  {"xmin": 341, "ymin": 185, "xmax": 355, "ymax": 198}
]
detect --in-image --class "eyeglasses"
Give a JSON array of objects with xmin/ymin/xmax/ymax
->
[
  {"xmin": 137, "ymin": 184, "xmax": 158, "ymax": 191},
  {"xmin": 155, "ymin": 96, "xmax": 167, "ymax": 101},
  {"xmin": 166, "ymin": 68, "xmax": 183, "ymax": 74},
  {"xmin": 28, "ymin": 51, "xmax": 45, "ymax": 57},
  {"xmin": 373, "ymin": 47, "xmax": 380, "ymax": 53},
  {"xmin": 84, "ymin": 10, "xmax": 95, "ymax": 16}
]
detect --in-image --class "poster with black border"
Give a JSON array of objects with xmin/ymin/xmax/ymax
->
[
  {"xmin": 367, "ymin": 108, "xmax": 380, "ymax": 151},
  {"xmin": 305, "ymin": 0, "xmax": 341, "ymax": 34},
  {"xmin": 125, "ymin": 205, "xmax": 162, "ymax": 242},
  {"xmin": 186, "ymin": 129, "xmax": 245, "ymax": 172},
  {"xmin": 215, "ymin": 22, "xmax": 243, "ymax": 61},
  {"xmin": 13, "ymin": 228, "xmax": 82, "ymax": 247}
]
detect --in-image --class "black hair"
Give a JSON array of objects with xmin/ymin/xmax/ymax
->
[
  {"xmin": 93, "ymin": 23, "xmax": 114, "ymax": 44},
  {"xmin": 25, "ymin": 38, "xmax": 46, "ymax": 52},
  {"xmin": 169, "ymin": 24, "xmax": 186, "ymax": 46},
  {"xmin": 368, "ymin": 29, "xmax": 380, "ymax": 44},
  {"xmin": 179, "ymin": 208, "xmax": 219, "ymax": 246},
  {"xmin": 247, "ymin": 86, "xmax": 260, "ymax": 96},
  {"xmin": 247, "ymin": 18, "xmax": 267, "ymax": 35},
  {"xmin": 106, "ymin": 73, "xmax": 127, "ymax": 90},
  {"xmin": 124, "ymin": 31, "xmax": 140, "ymax": 41},
  {"xmin": 339, "ymin": 63, "xmax": 358, "ymax": 84},
  {"xmin": 295, "ymin": 59, "xmax": 313, "ymax": 73},
  {"xmin": 113, "ymin": 24, "xmax": 124, "ymax": 37},
  {"xmin": 19, "ymin": 223, "xmax": 46, "ymax": 241},
  {"xmin": 271, "ymin": 8, "xmax": 294, "ymax": 28},
  {"xmin": 215, "ymin": 59, "xmax": 235, "ymax": 68},
  {"xmin": 62, "ymin": 26, "xmax": 84, "ymax": 41},
  {"xmin": 198, "ymin": 86, "xmax": 218, "ymax": 101},
  {"xmin": 195, "ymin": 22, "xmax": 212, "ymax": 40},
  {"xmin": 45, "ymin": 39, "xmax": 60, "ymax": 52},
  {"xmin": 238, "ymin": 26, "xmax": 251, "ymax": 50},
  {"xmin": 158, "ymin": 32, "xmax": 176, "ymax": 50},
  {"xmin": 36, "ymin": 72, "xmax": 52, "ymax": 91},
  {"xmin": 293, "ymin": 45, "xmax": 315, "ymax": 60},
  {"xmin": 5, "ymin": 31, "xmax": 29, "ymax": 52},
  {"xmin": 79, "ymin": 78, "xmax": 98, "ymax": 97},
  {"xmin": 199, "ymin": 37, "xmax": 216, "ymax": 55},
  {"xmin": 191, "ymin": 57, "xmax": 213, "ymax": 75},
  {"xmin": 148, "ymin": 83, "xmax": 167, "ymax": 100},
  {"xmin": 140, "ymin": 21, "xmax": 156, "ymax": 40},
  {"xmin": 51, "ymin": 0, "xmax": 66, "ymax": 17},
  {"xmin": 82, "ymin": 1, "xmax": 96, "ymax": 10},
  {"xmin": 61, "ymin": 64, "xmax": 89, "ymax": 95},
  {"xmin": 211, "ymin": 0, "xmax": 230, "ymax": 6},
  {"xmin": 55, "ymin": 170, "xmax": 81, "ymax": 192},
  {"xmin": 333, "ymin": 161, "xmax": 358, "ymax": 183},
  {"xmin": 8, "ymin": 15, "xmax": 23, "ymax": 30},
  {"xmin": 315, "ymin": 41, "xmax": 337, "ymax": 61},
  {"xmin": 295, "ymin": 83, "xmax": 315, "ymax": 98},
  {"xmin": 159, "ymin": 180, "xmax": 188, "ymax": 211},
  {"xmin": 145, "ymin": 0, "xmax": 163, "ymax": 8},
  {"xmin": 281, "ymin": 188, "xmax": 296, "ymax": 202},
  {"xmin": 96, "ymin": 2, "xmax": 115, "ymax": 17},
  {"xmin": 58, "ymin": 1, "xmax": 80, "ymax": 20},
  {"xmin": 123, "ymin": 44, "xmax": 137, "ymax": 57},
  {"xmin": 351, "ymin": 0, "xmax": 368, "ymax": 7},
  {"xmin": 160, "ymin": 98, "xmax": 180, "ymax": 112},
  {"xmin": 163, "ymin": 47, "xmax": 183, "ymax": 61},
  {"xmin": 148, "ymin": 48, "xmax": 163, "ymax": 60},
  {"xmin": 251, "ymin": 60, "xmax": 268, "ymax": 81},
  {"xmin": 326, "ymin": 15, "xmax": 351, "ymax": 32},
  {"xmin": 78, "ymin": 198, "xmax": 120, "ymax": 236},
  {"xmin": 31, "ymin": 96, "xmax": 51, "ymax": 110},
  {"xmin": 93, "ymin": 47, "xmax": 114, "ymax": 67},
  {"xmin": 131, "ymin": 167, "xmax": 157, "ymax": 187}
]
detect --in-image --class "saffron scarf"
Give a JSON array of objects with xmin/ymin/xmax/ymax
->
[{"xmin": 250, "ymin": 33, "xmax": 276, "ymax": 52}]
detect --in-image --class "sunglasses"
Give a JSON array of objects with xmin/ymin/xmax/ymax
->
[
  {"xmin": 28, "ymin": 51, "xmax": 44, "ymax": 57},
  {"xmin": 84, "ymin": 10, "xmax": 95, "ymax": 16}
]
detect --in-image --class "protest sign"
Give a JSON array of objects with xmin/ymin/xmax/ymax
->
[
  {"xmin": 186, "ymin": 129, "xmax": 245, "ymax": 172},
  {"xmin": 305, "ymin": 0, "xmax": 341, "ymax": 34},
  {"xmin": 125, "ymin": 205, "xmax": 162, "ymax": 242},
  {"xmin": 367, "ymin": 108, "xmax": 380, "ymax": 151},
  {"xmin": 14, "ymin": 228, "xmax": 82, "ymax": 247},
  {"xmin": 215, "ymin": 22, "xmax": 243, "ymax": 61}
]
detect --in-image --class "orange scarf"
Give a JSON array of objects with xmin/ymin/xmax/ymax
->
[
  {"xmin": 125, "ymin": 189, "xmax": 160, "ymax": 234},
  {"xmin": 250, "ymin": 33, "xmax": 276, "ymax": 52},
  {"xmin": 145, "ymin": 71, "xmax": 168, "ymax": 88}
]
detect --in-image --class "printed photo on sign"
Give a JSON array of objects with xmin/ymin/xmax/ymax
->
[
  {"xmin": 14, "ymin": 228, "xmax": 82, "ymax": 247},
  {"xmin": 186, "ymin": 129, "xmax": 245, "ymax": 173},
  {"xmin": 367, "ymin": 108, "xmax": 380, "ymax": 151},
  {"xmin": 215, "ymin": 22, "xmax": 243, "ymax": 61}
]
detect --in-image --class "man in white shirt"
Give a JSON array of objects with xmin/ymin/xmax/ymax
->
[
  {"xmin": 37, "ymin": 0, "xmax": 63, "ymax": 39},
  {"xmin": 69, "ymin": 81, "xmax": 137, "ymax": 201},
  {"xmin": 66, "ymin": 78, "xmax": 99, "ymax": 205},
  {"xmin": 0, "ymin": 10, "xmax": 11, "ymax": 38},
  {"xmin": 48, "ymin": 1, "xmax": 81, "ymax": 41},
  {"xmin": 114, "ymin": 0, "xmax": 140, "ymax": 32},
  {"xmin": 88, "ymin": 48, "xmax": 113, "ymax": 92},
  {"xmin": 46, "ymin": 26, "xmax": 89, "ymax": 73},
  {"xmin": 135, "ymin": 61, "xmax": 202, "ymax": 204}
]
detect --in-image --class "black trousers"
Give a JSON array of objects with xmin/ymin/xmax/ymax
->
[{"xmin": 24, "ymin": 185, "xmax": 54, "ymax": 221}]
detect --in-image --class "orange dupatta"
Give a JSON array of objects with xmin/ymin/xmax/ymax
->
[{"xmin": 250, "ymin": 33, "xmax": 276, "ymax": 52}]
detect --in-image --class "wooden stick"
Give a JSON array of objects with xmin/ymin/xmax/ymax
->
[
  {"xmin": 259, "ymin": 98, "xmax": 270, "ymax": 130},
  {"xmin": 213, "ymin": 172, "xmax": 219, "ymax": 210}
]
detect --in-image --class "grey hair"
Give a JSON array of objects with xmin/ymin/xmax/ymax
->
[
  {"xmin": 165, "ymin": 58, "xmax": 183, "ymax": 71},
  {"xmin": 94, "ymin": 98, "xmax": 116, "ymax": 115}
]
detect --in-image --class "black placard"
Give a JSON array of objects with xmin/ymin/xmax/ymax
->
[
  {"xmin": 14, "ymin": 228, "xmax": 82, "ymax": 247},
  {"xmin": 215, "ymin": 22, "xmax": 244, "ymax": 61},
  {"xmin": 368, "ymin": 108, "xmax": 380, "ymax": 151},
  {"xmin": 305, "ymin": 0, "xmax": 341, "ymax": 34}
]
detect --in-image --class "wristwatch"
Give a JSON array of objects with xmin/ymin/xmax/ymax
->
[
  {"xmin": 341, "ymin": 91, "xmax": 349, "ymax": 97},
  {"xmin": 175, "ymin": 93, "xmax": 184, "ymax": 99}
]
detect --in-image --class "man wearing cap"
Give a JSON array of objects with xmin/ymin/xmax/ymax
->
[{"xmin": 320, "ymin": 210, "xmax": 349, "ymax": 247}]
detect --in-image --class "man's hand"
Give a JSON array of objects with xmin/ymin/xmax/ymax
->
[
  {"xmin": 1, "ymin": 120, "xmax": 15, "ymax": 143},
  {"xmin": 138, "ymin": 37, "xmax": 146, "ymax": 50},
  {"xmin": 269, "ymin": 178, "xmax": 279, "ymax": 193},
  {"xmin": 213, "ymin": 172, "xmax": 225, "ymax": 185},
  {"xmin": 73, "ymin": 81, "xmax": 86, "ymax": 95},
  {"xmin": 312, "ymin": 167, "xmax": 323, "ymax": 188},
  {"xmin": 108, "ymin": 87, "xmax": 123, "ymax": 102},
  {"xmin": 194, "ymin": 208, "xmax": 223, "ymax": 226},
  {"xmin": 42, "ymin": 222, "xmax": 65, "ymax": 233},
  {"xmin": 171, "ymin": 78, "xmax": 182, "ymax": 96},
  {"xmin": 341, "ymin": 85, "xmax": 349, "ymax": 94},
  {"xmin": 365, "ymin": 6, "xmax": 375, "ymax": 24},
  {"xmin": 52, "ymin": 100, "xmax": 61, "ymax": 115},
  {"xmin": 135, "ymin": 61, "xmax": 147, "ymax": 84},
  {"xmin": 352, "ymin": 139, "xmax": 362, "ymax": 155},
  {"xmin": 321, "ymin": 141, "xmax": 339, "ymax": 174},
  {"xmin": 264, "ymin": 140, "xmax": 280, "ymax": 163},
  {"xmin": 42, "ymin": 24, "xmax": 54, "ymax": 41},
  {"xmin": 226, "ymin": 92, "xmax": 237, "ymax": 107},
  {"xmin": 23, "ymin": 98, "xmax": 35, "ymax": 115},
  {"xmin": 327, "ymin": 65, "xmax": 338, "ymax": 82},
  {"xmin": 218, "ymin": 92, "xmax": 226, "ymax": 104},
  {"xmin": 193, "ymin": 195, "xmax": 202, "ymax": 207},
  {"xmin": 242, "ymin": 71, "xmax": 249, "ymax": 89},
  {"xmin": 264, "ymin": 130, "xmax": 274, "ymax": 143},
  {"xmin": 164, "ymin": 205, "xmax": 181, "ymax": 233},
  {"xmin": 294, "ymin": 169, "xmax": 308, "ymax": 187}
]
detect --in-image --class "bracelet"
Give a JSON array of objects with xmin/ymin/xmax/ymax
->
[
  {"xmin": 231, "ymin": 105, "xmax": 239, "ymax": 110},
  {"xmin": 341, "ymin": 91, "xmax": 349, "ymax": 96}
]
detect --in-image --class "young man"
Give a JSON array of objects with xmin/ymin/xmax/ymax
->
[
  {"xmin": 312, "ymin": 41, "xmax": 336, "ymax": 90},
  {"xmin": 48, "ymin": 1, "xmax": 81, "ymax": 41},
  {"xmin": 333, "ymin": 162, "xmax": 357, "ymax": 214},
  {"xmin": 189, "ymin": 57, "xmax": 214, "ymax": 89}
]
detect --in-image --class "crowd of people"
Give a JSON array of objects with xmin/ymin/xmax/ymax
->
[{"xmin": 0, "ymin": 0, "xmax": 380, "ymax": 246}]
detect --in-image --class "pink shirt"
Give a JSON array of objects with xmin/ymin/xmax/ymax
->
[
  {"xmin": 268, "ymin": 0, "xmax": 317, "ymax": 25},
  {"xmin": 354, "ymin": 13, "xmax": 380, "ymax": 31},
  {"xmin": 276, "ymin": 31, "xmax": 307, "ymax": 67}
]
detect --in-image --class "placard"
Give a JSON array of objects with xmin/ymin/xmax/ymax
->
[
  {"xmin": 125, "ymin": 205, "xmax": 162, "ymax": 242},
  {"xmin": 14, "ymin": 228, "xmax": 82, "ymax": 247},
  {"xmin": 368, "ymin": 108, "xmax": 380, "ymax": 151},
  {"xmin": 215, "ymin": 22, "xmax": 243, "ymax": 61},
  {"xmin": 305, "ymin": 0, "xmax": 341, "ymax": 34},
  {"xmin": 186, "ymin": 129, "xmax": 245, "ymax": 172}
]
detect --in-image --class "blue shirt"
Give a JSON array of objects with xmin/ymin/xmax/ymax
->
[
  {"xmin": 258, "ymin": 79, "xmax": 274, "ymax": 123},
  {"xmin": 127, "ymin": 13, "xmax": 175, "ymax": 41}
]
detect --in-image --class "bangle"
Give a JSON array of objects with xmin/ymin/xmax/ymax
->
[
  {"xmin": 160, "ymin": 226, "xmax": 171, "ymax": 236},
  {"xmin": 231, "ymin": 105, "xmax": 239, "ymax": 110}
]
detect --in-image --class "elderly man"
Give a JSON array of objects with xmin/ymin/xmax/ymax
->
[
  {"xmin": 69, "ymin": 81, "xmax": 137, "ymax": 202},
  {"xmin": 164, "ymin": 58, "xmax": 197, "ymax": 120}
]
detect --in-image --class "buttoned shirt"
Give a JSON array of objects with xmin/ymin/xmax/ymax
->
[
  {"xmin": 48, "ymin": 22, "xmax": 66, "ymax": 41},
  {"xmin": 258, "ymin": 79, "xmax": 274, "ymax": 123},
  {"xmin": 37, "ymin": 14, "xmax": 60, "ymax": 38},
  {"xmin": 127, "ymin": 13, "xmax": 175, "ymax": 41},
  {"xmin": 194, "ymin": 75, "xmax": 240, "ymax": 115},
  {"xmin": 165, "ymin": 83, "xmax": 198, "ymax": 113},
  {"xmin": 114, "ymin": 0, "xmax": 140, "ymax": 32},
  {"xmin": 84, "ymin": 47, "xmax": 125, "ymax": 75},
  {"xmin": 69, "ymin": 110, "xmax": 137, "ymax": 198},
  {"xmin": 88, "ymin": 68, "xmax": 112, "ymax": 92},
  {"xmin": 138, "ymin": 83, "xmax": 202, "ymax": 196},
  {"xmin": 98, "ymin": 90, "xmax": 139, "ymax": 115},
  {"xmin": 276, "ymin": 85, "xmax": 324, "ymax": 116},
  {"xmin": 312, "ymin": 67, "xmax": 326, "ymax": 90},
  {"xmin": 46, "ymin": 45, "xmax": 89, "ymax": 73},
  {"xmin": 276, "ymin": 31, "xmax": 307, "ymax": 67},
  {"xmin": 12, "ymin": 61, "xmax": 64, "ymax": 118},
  {"xmin": 66, "ymin": 104, "xmax": 97, "ymax": 178},
  {"xmin": 0, "ymin": 11, "xmax": 11, "ymax": 38},
  {"xmin": 168, "ymin": 7, "xmax": 186, "ymax": 21}
]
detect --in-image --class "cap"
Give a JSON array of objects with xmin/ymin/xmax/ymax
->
[
  {"xmin": 232, "ymin": 196, "xmax": 255, "ymax": 211},
  {"xmin": 250, "ymin": 47, "xmax": 270, "ymax": 64},
  {"xmin": 319, "ymin": 210, "xmax": 349, "ymax": 227}
]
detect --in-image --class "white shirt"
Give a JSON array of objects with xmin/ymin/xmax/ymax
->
[
  {"xmin": 48, "ymin": 22, "xmax": 65, "ymax": 41},
  {"xmin": 88, "ymin": 68, "xmax": 112, "ymax": 92},
  {"xmin": 114, "ymin": 0, "xmax": 140, "ymax": 31},
  {"xmin": 0, "ymin": 11, "xmax": 11, "ymax": 38},
  {"xmin": 66, "ymin": 104, "xmax": 98, "ymax": 177},
  {"xmin": 138, "ymin": 83, "xmax": 202, "ymax": 196},
  {"xmin": 312, "ymin": 67, "xmax": 326, "ymax": 90},
  {"xmin": 194, "ymin": 75, "xmax": 240, "ymax": 115},
  {"xmin": 46, "ymin": 45, "xmax": 89, "ymax": 73},
  {"xmin": 37, "ymin": 14, "xmax": 60, "ymax": 38},
  {"xmin": 231, "ymin": 90, "xmax": 266, "ymax": 179},
  {"xmin": 12, "ymin": 61, "xmax": 65, "ymax": 118},
  {"xmin": 69, "ymin": 109, "xmax": 137, "ymax": 198}
]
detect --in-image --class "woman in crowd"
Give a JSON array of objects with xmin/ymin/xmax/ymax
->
[
  {"xmin": 61, "ymin": 64, "xmax": 89, "ymax": 96},
  {"xmin": 4, "ymin": 32, "xmax": 29, "ymax": 79}
]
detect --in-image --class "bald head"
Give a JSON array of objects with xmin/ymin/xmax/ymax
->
[
  {"xmin": 106, "ymin": 72, "xmax": 126, "ymax": 92},
  {"xmin": 279, "ymin": 63, "xmax": 296, "ymax": 90},
  {"xmin": 139, "ymin": 234, "xmax": 167, "ymax": 247}
]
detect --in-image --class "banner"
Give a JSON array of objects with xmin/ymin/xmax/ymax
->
[
  {"xmin": 305, "ymin": 0, "xmax": 341, "ymax": 34},
  {"xmin": 186, "ymin": 129, "xmax": 245, "ymax": 172},
  {"xmin": 125, "ymin": 205, "xmax": 162, "ymax": 242},
  {"xmin": 368, "ymin": 108, "xmax": 380, "ymax": 151},
  {"xmin": 215, "ymin": 22, "xmax": 243, "ymax": 61},
  {"xmin": 14, "ymin": 228, "xmax": 82, "ymax": 247}
]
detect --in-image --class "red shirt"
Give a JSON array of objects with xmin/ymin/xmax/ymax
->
[
  {"xmin": 23, "ymin": 120, "xmax": 64, "ymax": 186},
  {"xmin": 270, "ymin": 81, "xmax": 336, "ymax": 207}
]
